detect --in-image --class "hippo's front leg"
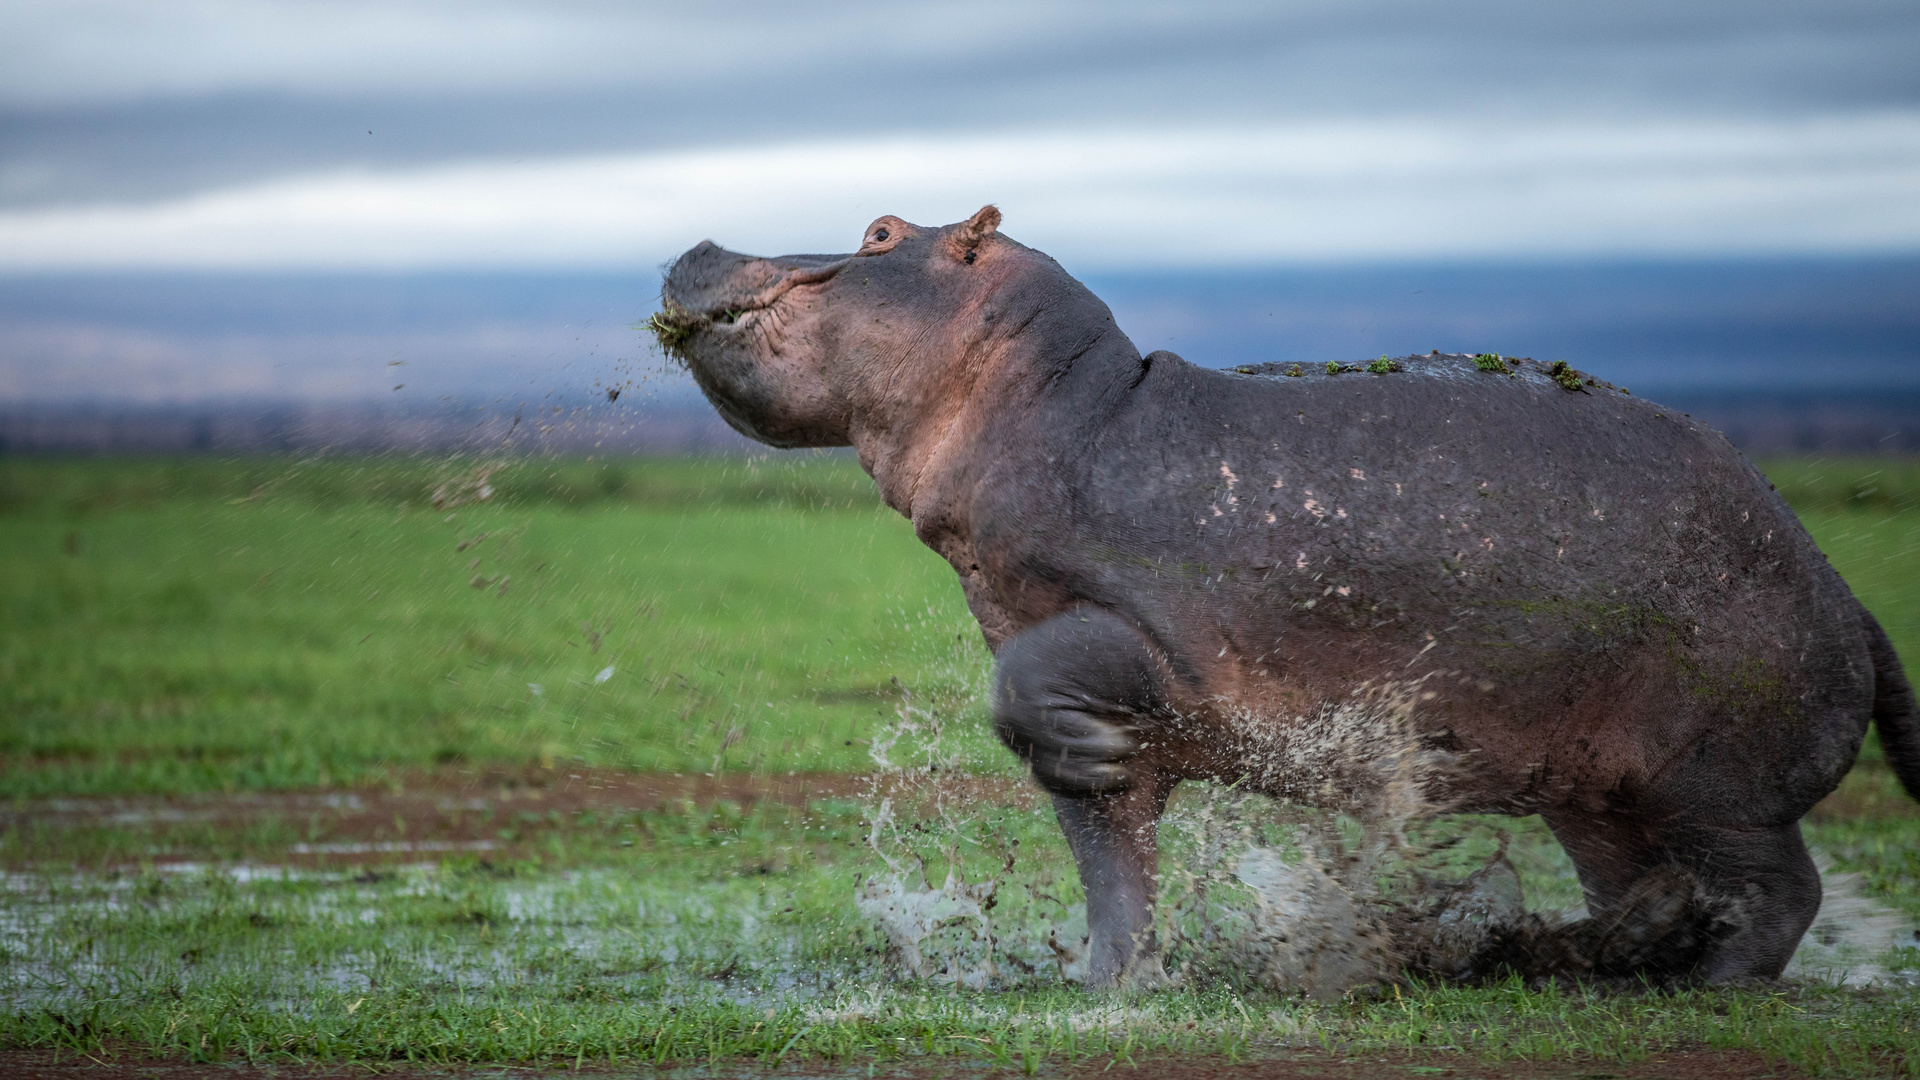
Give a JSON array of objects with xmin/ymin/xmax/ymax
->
[
  {"xmin": 1049, "ymin": 775, "xmax": 1178, "ymax": 987},
  {"xmin": 992, "ymin": 608, "xmax": 1177, "ymax": 988}
]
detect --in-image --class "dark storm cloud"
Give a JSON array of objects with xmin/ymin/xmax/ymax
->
[{"xmin": 3, "ymin": 0, "xmax": 1917, "ymax": 208}]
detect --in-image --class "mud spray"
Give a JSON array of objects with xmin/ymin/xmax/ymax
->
[
  {"xmin": 854, "ymin": 678, "xmax": 1918, "ymax": 996},
  {"xmin": 853, "ymin": 681, "xmax": 1039, "ymax": 989}
]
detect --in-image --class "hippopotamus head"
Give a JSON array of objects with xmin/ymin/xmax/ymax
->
[{"xmin": 653, "ymin": 206, "xmax": 1124, "ymax": 458}]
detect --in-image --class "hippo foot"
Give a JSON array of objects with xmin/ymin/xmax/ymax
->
[
  {"xmin": 1101, "ymin": 944, "xmax": 1171, "ymax": 994},
  {"xmin": 1398, "ymin": 858, "xmax": 1752, "ymax": 987},
  {"xmin": 1544, "ymin": 816, "xmax": 1820, "ymax": 983}
]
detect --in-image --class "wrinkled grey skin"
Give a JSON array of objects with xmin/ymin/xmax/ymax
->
[{"xmin": 656, "ymin": 208, "xmax": 1920, "ymax": 989}]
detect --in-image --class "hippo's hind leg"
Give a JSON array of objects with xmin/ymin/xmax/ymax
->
[
  {"xmin": 1547, "ymin": 812, "xmax": 1821, "ymax": 982},
  {"xmin": 1668, "ymin": 821, "xmax": 1822, "ymax": 982},
  {"xmin": 993, "ymin": 608, "xmax": 1176, "ymax": 988}
]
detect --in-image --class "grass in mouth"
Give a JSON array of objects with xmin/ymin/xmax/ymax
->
[{"xmin": 644, "ymin": 306, "xmax": 706, "ymax": 363}]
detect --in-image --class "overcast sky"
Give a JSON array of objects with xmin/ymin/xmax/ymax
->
[{"xmin": 3, "ymin": 0, "xmax": 1919, "ymax": 269}]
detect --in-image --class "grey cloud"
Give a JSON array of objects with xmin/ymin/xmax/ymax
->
[
  {"xmin": 5, "ymin": 1, "xmax": 1912, "ymax": 106},
  {"xmin": 3, "ymin": 0, "xmax": 1917, "ymax": 208}
]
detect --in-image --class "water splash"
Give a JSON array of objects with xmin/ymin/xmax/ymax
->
[
  {"xmin": 854, "ymin": 684, "xmax": 1025, "ymax": 987},
  {"xmin": 1233, "ymin": 677, "xmax": 1461, "ymax": 826},
  {"xmin": 855, "ymin": 868, "xmax": 995, "ymax": 986},
  {"xmin": 1232, "ymin": 845, "xmax": 1396, "ymax": 1000},
  {"xmin": 1146, "ymin": 689, "xmax": 1459, "ymax": 998},
  {"xmin": 851, "ymin": 679, "xmax": 1919, "ymax": 995}
]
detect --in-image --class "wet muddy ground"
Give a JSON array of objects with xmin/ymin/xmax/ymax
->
[
  {"xmin": 2, "ymin": 763, "xmax": 1897, "ymax": 872},
  {"xmin": 0, "ymin": 768, "xmax": 1041, "ymax": 870},
  {"xmin": 2, "ymin": 768, "xmax": 1914, "ymax": 1076},
  {"xmin": 2, "ymin": 762, "xmax": 1895, "ymax": 876}
]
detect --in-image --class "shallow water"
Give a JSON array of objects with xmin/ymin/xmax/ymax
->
[{"xmin": 2, "ymin": 696, "xmax": 1914, "ymax": 1017}]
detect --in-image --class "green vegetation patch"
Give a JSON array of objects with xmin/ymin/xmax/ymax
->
[
  {"xmin": 0, "ymin": 455, "xmax": 997, "ymax": 796},
  {"xmin": 0, "ymin": 454, "xmax": 1914, "ymax": 796},
  {"xmin": 1547, "ymin": 360, "xmax": 1587, "ymax": 392}
]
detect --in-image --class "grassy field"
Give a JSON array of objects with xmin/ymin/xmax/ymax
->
[
  {"xmin": 0, "ymin": 454, "xmax": 999, "ymax": 796},
  {"xmin": 3, "ymin": 454, "xmax": 1915, "ymax": 797},
  {"xmin": 3, "ymin": 453, "xmax": 1920, "ymax": 1075}
]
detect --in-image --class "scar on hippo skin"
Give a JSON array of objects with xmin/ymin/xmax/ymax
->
[{"xmin": 658, "ymin": 208, "xmax": 1920, "ymax": 989}]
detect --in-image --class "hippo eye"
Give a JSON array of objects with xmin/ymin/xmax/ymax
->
[{"xmin": 873, "ymin": 228, "xmax": 889, "ymax": 242}]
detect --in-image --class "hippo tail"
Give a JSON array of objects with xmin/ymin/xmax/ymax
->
[{"xmin": 1865, "ymin": 608, "xmax": 1920, "ymax": 801}]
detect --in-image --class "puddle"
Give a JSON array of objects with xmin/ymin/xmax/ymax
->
[
  {"xmin": 1784, "ymin": 864, "xmax": 1920, "ymax": 986},
  {"xmin": 0, "ymin": 749, "xmax": 1912, "ymax": 1018}
]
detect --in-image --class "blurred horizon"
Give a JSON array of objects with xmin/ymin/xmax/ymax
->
[
  {"xmin": 4, "ymin": 254, "xmax": 1918, "ymax": 457},
  {"xmin": 3, "ymin": 1, "xmax": 1917, "ymax": 438}
]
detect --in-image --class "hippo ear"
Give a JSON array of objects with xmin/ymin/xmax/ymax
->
[{"xmin": 958, "ymin": 204, "xmax": 1001, "ymax": 246}]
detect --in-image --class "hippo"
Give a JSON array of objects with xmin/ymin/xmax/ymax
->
[{"xmin": 653, "ymin": 206, "xmax": 1919, "ymax": 988}]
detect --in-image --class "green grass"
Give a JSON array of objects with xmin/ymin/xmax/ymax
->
[
  {"xmin": 0, "ymin": 454, "xmax": 998, "ymax": 796},
  {"xmin": 3, "ymin": 452, "xmax": 1920, "ymax": 1074},
  {"xmin": 3, "ymin": 454, "xmax": 1914, "ymax": 798}
]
